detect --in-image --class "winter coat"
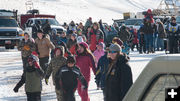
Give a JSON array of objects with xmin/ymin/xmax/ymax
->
[
  {"xmin": 76, "ymin": 53, "xmax": 96, "ymax": 82},
  {"xmin": 67, "ymin": 39, "xmax": 77, "ymax": 55},
  {"xmin": 84, "ymin": 19, "xmax": 92, "ymax": 30},
  {"xmin": 93, "ymin": 49, "xmax": 105, "ymax": 65},
  {"xmin": 35, "ymin": 37, "xmax": 55, "ymax": 58},
  {"xmin": 88, "ymin": 29, "xmax": 104, "ymax": 51},
  {"xmin": 95, "ymin": 53, "xmax": 109, "ymax": 89},
  {"xmin": 18, "ymin": 39, "xmax": 36, "ymax": 58},
  {"xmin": 55, "ymin": 65, "xmax": 87, "ymax": 91},
  {"xmin": 132, "ymin": 30, "xmax": 139, "ymax": 44},
  {"xmin": 46, "ymin": 56, "xmax": 67, "ymax": 85},
  {"xmin": 25, "ymin": 65, "xmax": 44, "ymax": 93},
  {"xmin": 119, "ymin": 26, "xmax": 130, "ymax": 43},
  {"xmin": 142, "ymin": 22, "xmax": 156, "ymax": 34},
  {"xmin": 157, "ymin": 22, "xmax": 166, "ymax": 38},
  {"xmin": 105, "ymin": 54, "xmax": 133, "ymax": 101},
  {"xmin": 42, "ymin": 23, "xmax": 51, "ymax": 35},
  {"xmin": 166, "ymin": 23, "xmax": 180, "ymax": 38}
]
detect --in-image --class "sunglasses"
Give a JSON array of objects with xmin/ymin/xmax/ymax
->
[{"xmin": 108, "ymin": 51, "xmax": 117, "ymax": 53}]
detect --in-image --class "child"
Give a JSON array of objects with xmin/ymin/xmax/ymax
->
[
  {"xmin": 13, "ymin": 52, "xmax": 44, "ymax": 101},
  {"xmin": 55, "ymin": 56, "xmax": 87, "ymax": 101},
  {"xmin": 93, "ymin": 42, "xmax": 105, "ymax": 66}
]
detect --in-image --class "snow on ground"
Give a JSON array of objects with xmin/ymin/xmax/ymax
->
[
  {"xmin": 0, "ymin": 47, "xmax": 166, "ymax": 101},
  {"xmin": 0, "ymin": 0, "xmax": 161, "ymax": 24}
]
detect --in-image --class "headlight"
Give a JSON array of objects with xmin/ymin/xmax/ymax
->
[{"xmin": 18, "ymin": 30, "xmax": 24, "ymax": 36}]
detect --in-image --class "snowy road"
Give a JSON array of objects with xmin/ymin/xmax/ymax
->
[{"xmin": 0, "ymin": 47, "xmax": 166, "ymax": 101}]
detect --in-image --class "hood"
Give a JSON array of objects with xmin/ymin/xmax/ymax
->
[
  {"xmin": 54, "ymin": 46, "xmax": 65, "ymax": 57},
  {"xmin": 0, "ymin": 27, "xmax": 21, "ymax": 31},
  {"xmin": 116, "ymin": 54, "xmax": 130, "ymax": 64}
]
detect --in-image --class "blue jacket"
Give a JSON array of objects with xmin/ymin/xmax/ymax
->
[{"xmin": 95, "ymin": 53, "xmax": 109, "ymax": 89}]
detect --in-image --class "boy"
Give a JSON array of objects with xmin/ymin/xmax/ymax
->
[
  {"xmin": 55, "ymin": 56, "xmax": 87, "ymax": 101},
  {"xmin": 13, "ymin": 52, "xmax": 44, "ymax": 101}
]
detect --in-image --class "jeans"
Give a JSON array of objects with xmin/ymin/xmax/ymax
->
[
  {"xmin": 39, "ymin": 57, "xmax": 49, "ymax": 74},
  {"xmin": 157, "ymin": 37, "xmax": 164, "ymax": 50},
  {"xmin": 144, "ymin": 34, "xmax": 153, "ymax": 51}
]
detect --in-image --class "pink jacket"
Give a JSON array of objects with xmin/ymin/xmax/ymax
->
[{"xmin": 93, "ymin": 50, "xmax": 105, "ymax": 65}]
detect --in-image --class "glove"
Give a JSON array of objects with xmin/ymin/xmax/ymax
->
[
  {"xmin": 23, "ymin": 45, "xmax": 30, "ymax": 51},
  {"xmin": 13, "ymin": 86, "xmax": 19, "ymax": 93},
  {"xmin": 45, "ymin": 78, "xmax": 48, "ymax": 85}
]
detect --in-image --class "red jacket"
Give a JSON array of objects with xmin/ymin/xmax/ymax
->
[
  {"xmin": 76, "ymin": 53, "xmax": 96, "ymax": 81},
  {"xmin": 88, "ymin": 29, "xmax": 104, "ymax": 52}
]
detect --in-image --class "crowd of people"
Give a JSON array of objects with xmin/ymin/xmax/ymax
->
[{"xmin": 12, "ymin": 11, "xmax": 180, "ymax": 101}]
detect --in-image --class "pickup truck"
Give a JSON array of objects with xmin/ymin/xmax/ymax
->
[
  {"xmin": 123, "ymin": 54, "xmax": 180, "ymax": 101},
  {"xmin": 0, "ymin": 17, "xmax": 23, "ymax": 49},
  {"xmin": 24, "ymin": 18, "xmax": 65, "ymax": 38}
]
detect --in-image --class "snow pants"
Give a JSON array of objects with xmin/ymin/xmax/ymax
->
[
  {"xmin": 78, "ymin": 79, "xmax": 90, "ymax": 101},
  {"xmin": 26, "ymin": 92, "xmax": 41, "ymax": 101},
  {"xmin": 63, "ymin": 90, "xmax": 75, "ymax": 101},
  {"xmin": 168, "ymin": 37, "xmax": 179, "ymax": 54}
]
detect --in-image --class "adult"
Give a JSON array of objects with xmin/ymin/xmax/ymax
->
[
  {"xmin": 88, "ymin": 22, "xmax": 104, "ymax": 52},
  {"xmin": 141, "ymin": 18, "xmax": 156, "ymax": 53},
  {"xmin": 118, "ymin": 25, "xmax": 130, "ymax": 43},
  {"xmin": 45, "ymin": 46, "xmax": 67, "ymax": 101},
  {"xmin": 105, "ymin": 44, "xmax": 133, "ymax": 101},
  {"xmin": 76, "ymin": 42, "xmax": 96, "ymax": 101},
  {"xmin": 18, "ymin": 32, "xmax": 36, "ymax": 73},
  {"xmin": 156, "ymin": 19, "xmax": 166, "ymax": 51},
  {"xmin": 42, "ymin": 19, "xmax": 51, "ymax": 35},
  {"xmin": 166, "ymin": 17, "xmax": 180, "ymax": 53},
  {"xmin": 84, "ymin": 17, "xmax": 93, "ymax": 31},
  {"xmin": 35, "ymin": 29, "xmax": 55, "ymax": 73}
]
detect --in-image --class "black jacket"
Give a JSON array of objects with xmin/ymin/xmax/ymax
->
[
  {"xmin": 55, "ymin": 65, "xmax": 87, "ymax": 92},
  {"xmin": 105, "ymin": 54, "xmax": 133, "ymax": 101}
]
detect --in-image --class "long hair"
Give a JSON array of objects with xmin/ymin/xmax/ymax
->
[{"xmin": 77, "ymin": 44, "xmax": 95, "ymax": 60}]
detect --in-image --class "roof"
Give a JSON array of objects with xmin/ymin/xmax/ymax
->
[
  {"xmin": 28, "ymin": 17, "xmax": 55, "ymax": 20},
  {"xmin": 123, "ymin": 54, "xmax": 180, "ymax": 101}
]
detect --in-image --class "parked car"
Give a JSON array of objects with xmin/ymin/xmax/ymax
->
[
  {"xmin": 124, "ymin": 18, "xmax": 143, "ymax": 30},
  {"xmin": 123, "ymin": 55, "xmax": 180, "ymax": 101}
]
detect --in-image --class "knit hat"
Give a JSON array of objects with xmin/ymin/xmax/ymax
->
[
  {"xmin": 28, "ymin": 51, "xmax": 40, "ymax": 69},
  {"xmin": 109, "ymin": 44, "xmax": 122, "ymax": 52},
  {"xmin": 71, "ymin": 33, "xmax": 77, "ymax": 38},
  {"xmin": 67, "ymin": 55, "xmax": 76, "ymax": 64},
  {"xmin": 77, "ymin": 36, "xmax": 84, "ymax": 43},
  {"xmin": 156, "ymin": 19, "xmax": 161, "ymax": 23},
  {"xmin": 97, "ymin": 42, "xmax": 105, "ymax": 49},
  {"xmin": 24, "ymin": 32, "xmax": 30, "ymax": 37},
  {"xmin": 52, "ymin": 29, "xmax": 57, "ymax": 35},
  {"xmin": 79, "ymin": 42, "xmax": 89, "ymax": 49}
]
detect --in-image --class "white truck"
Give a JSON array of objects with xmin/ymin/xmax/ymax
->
[{"xmin": 0, "ymin": 10, "xmax": 23, "ymax": 49}]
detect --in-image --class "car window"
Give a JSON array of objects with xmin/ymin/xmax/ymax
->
[
  {"xmin": 0, "ymin": 19, "xmax": 18, "ymax": 27},
  {"xmin": 125, "ymin": 19, "xmax": 143, "ymax": 26},
  {"xmin": 36, "ymin": 19, "xmax": 60, "ymax": 26},
  {"xmin": 141, "ymin": 74, "xmax": 180, "ymax": 101}
]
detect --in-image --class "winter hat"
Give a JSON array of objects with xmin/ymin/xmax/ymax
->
[
  {"xmin": 97, "ymin": 42, "xmax": 105, "ymax": 49},
  {"xmin": 109, "ymin": 43, "xmax": 122, "ymax": 52},
  {"xmin": 79, "ymin": 42, "xmax": 89, "ymax": 49},
  {"xmin": 67, "ymin": 55, "xmax": 76, "ymax": 64},
  {"xmin": 52, "ymin": 29, "xmax": 57, "ymax": 35},
  {"xmin": 77, "ymin": 36, "xmax": 84, "ymax": 43},
  {"xmin": 171, "ymin": 16, "xmax": 176, "ymax": 21},
  {"xmin": 37, "ymin": 29, "xmax": 44, "ymax": 34},
  {"xmin": 54, "ymin": 46, "xmax": 65, "ymax": 56},
  {"xmin": 71, "ymin": 33, "xmax": 77, "ymax": 38},
  {"xmin": 28, "ymin": 51, "xmax": 40, "ymax": 69},
  {"xmin": 24, "ymin": 32, "xmax": 30, "ymax": 37},
  {"xmin": 156, "ymin": 19, "xmax": 161, "ymax": 23}
]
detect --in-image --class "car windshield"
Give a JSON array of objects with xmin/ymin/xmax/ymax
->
[
  {"xmin": 0, "ymin": 19, "xmax": 18, "ymax": 27},
  {"xmin": 176, "ymin": 16, "xmax": 180, "ymax": 24},
  {"xmin": 125, "ymin": 19, "xmax": 143, "ymax": 26},
  {"xmin": 35, "ymin": 19, "xmax": 60, "ymax": 26}
]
